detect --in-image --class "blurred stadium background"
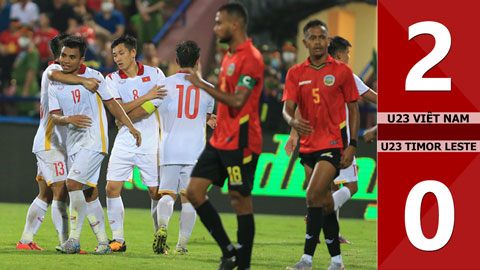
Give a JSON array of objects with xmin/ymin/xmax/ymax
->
[{"xmin": 0, "ymin": 0, "xmax": 377, "ymax": 220}]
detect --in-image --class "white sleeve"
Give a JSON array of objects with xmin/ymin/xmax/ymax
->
[
  {"xmin": 48, "ymin": 83, "xmax": 61, "ymax": 112},
  {"xmin": 207, "ymin": 95, "xmax": 214, "ymax": 114},
  {"xmin": 150, "ymin": 77, "xmax": 166, "ymax": 107},
  {"xmin": 106, "ymin": 74, "xmax": 121, "ymax": 100},
  {"xmin": 203, "ymin": 80, "xmax": 215, "ymax": 114},
  {"xmin": 353, "ymin": 73, "xmax": 370, "ymax": 96},
  {"xmin": 49, "ymin": 63, "xmax": 62, "ymax": 71},
  {"xmin": 95, "ymin": 74, "xmax": 113, "ymax": 101},
  {"xmin": 150, "ymin": 98, "xmax": 163, "ymax": 108}
]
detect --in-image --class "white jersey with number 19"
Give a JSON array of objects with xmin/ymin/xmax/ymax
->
[
  {"xmin": 158, "ymin": 72, "xmax": 214, "ymax": 165},
  {"xmin": 48, "ymin": 65, "xmax": 112, "ymax": 155}
]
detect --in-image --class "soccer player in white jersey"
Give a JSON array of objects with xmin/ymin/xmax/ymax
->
[
  {"xmin": 285, "ymin": 36, "xmax": 377, "ymax": 251},
  {"xmin": 104, "ymin": 35, "xmax": 167, "ymax": 252},
  {"xmin": 49, "ymin": 36, "xmax": 141, "ymax": 254},
  {"xmin": 147, "ymin": 40, "xmax": 215, "ymax": 255},
  {"xmin": 17, "ymin": 34, "xmax": 102, "ymax": 251}
]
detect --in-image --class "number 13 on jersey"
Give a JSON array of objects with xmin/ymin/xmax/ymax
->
[{"xmin": 378, "ymin": 0, "xmax": 480, "ymax": 268}]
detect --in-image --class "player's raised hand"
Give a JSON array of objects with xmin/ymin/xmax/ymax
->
[
  {"xmin": 68, "ymin": 115, "xmax": 92, "ymax": 128},
  {"xmin": 145, "ymin": 85, "xmax": 167, "ymax": 100},
  {"xmin": 82, "ymin": 78, "xmax": 101, "ymax": 93},
  {"xmin": 207, "ymin": 114, "xmax": 217, "ymax": 129},
  {"xmin": 339, "ymin": 146, "xmax": 356, "ymax": 169},
  {"xmin": 129, "ymin": 127, "xmax": 142, "ymax": 147},
  {"xmin": 284, "ymin": 135, "xmax": 298, "ymax": 156},
  {"xmin": 183, "ymin": 68, "xmax": 202, "ymax": 88},
  {"xmin": 289, "ymin": 117, "xmax": 313, "ymax": 136}
]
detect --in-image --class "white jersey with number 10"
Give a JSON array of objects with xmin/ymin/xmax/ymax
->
[{"xmin": 158, "ymin": 72, "xmax": 214, "ymax": 165}]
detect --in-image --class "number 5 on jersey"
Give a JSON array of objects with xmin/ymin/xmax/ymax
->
[{"xmin": 177, "ymin": 84, "xmax": 200, "ymax": 119}]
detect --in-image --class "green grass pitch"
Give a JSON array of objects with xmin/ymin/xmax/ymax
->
[{"xmin": 0, "ymin": 202, "xmax": 376, "ymax": 269}]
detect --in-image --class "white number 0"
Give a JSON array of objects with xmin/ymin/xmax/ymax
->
[
  {"xmin": 406, "ymin": 21, "xmax": 451, "ymax": 91},
  {"xmin": 405, "ymin": 180, "xmax": 454, "ymax": 251}
]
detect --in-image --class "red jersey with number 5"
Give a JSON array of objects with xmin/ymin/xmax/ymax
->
[
  {"xmin": 282, "ymin": 55, "xmax": 360, "ymax": 153},
  {"xmin": 210, "ymin": 38, "xmax": 264, "ymax": 155}
]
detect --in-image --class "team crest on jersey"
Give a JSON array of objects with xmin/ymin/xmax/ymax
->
[
  {"xmin": 227, "ymin": 63, "xmax": 235, "ymax": 76},
  {"xmin": 142, "ymin": 76, "xmax": 151, "ymax": 82},
  {"xmin": 324, "ymin": 75, "xmax": 335, "ymax": 86}
]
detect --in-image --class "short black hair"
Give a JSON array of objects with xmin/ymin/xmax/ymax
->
[
  {"xmin": 111, "ymin": 35, "xmax": 137, "ymax": 51},
  {"xmin": 328, "ymin": 36, "xmax": 352, "ymax": 57},
  {"xmin": 218, "ymin": 2, "xmax": 248, "ymax": 26},
  {"xmin": 62, "ymin": 35, "xmax": 87, "ymax": 57},
  {"xmin": 303, "ymin": 19, "xmax": 328, "ymax": 36},
  {"xmin": 176, "ymin": 40, "xmax": 200, "ymax": 68},
  {"xmin": 49, "ymin": 33, "xmax": 69, "ymax": 59}
]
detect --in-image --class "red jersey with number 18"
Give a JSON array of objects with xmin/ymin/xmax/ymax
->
[
  {"xmin": 210, "ymin": 38, "xmax": 264, "ymax": 155},
  {"xmin": 282, "ymin": 55, "xmax": 360, "ymax": 153}
]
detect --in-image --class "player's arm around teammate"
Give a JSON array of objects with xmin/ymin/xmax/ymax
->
[{"xmin": 48, "ymin": 69, "xmax": 101, "ymax": 93}]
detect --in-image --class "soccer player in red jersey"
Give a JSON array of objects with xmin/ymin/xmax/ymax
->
[
  {"xmin": 283, "ymin": 20, "xmax": 360, "ymax": 270},
  {"xmin": 184, "ymin": 2, "xmax": 264, "ymax": 270}
]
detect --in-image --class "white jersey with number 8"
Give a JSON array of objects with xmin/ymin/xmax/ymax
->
[{"xmin": 106, "ymin": 63, "xmax": 165, "ymax": 154}]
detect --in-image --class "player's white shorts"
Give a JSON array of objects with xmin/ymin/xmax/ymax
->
[
  {"xmin": 107, "ymin": 147, "xmax": 158, "ymax": 187},
  {"xmin": 334, "ymin": 156, "xmax": 358, "ymax": 185},
  {"xmin": 158, "ymin": 165, "xmax": 194, "ymax": 195},
  {"xmin": 35, "ymin": 149, "xmax": 68, "ymax": 186},
  {"xmin": 67, "ymin": 148, "xmax": 105, "ymax": 187}
]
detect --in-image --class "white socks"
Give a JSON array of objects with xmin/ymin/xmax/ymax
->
[
  {"xmin": 332, "ymin": 254, "xmax": 343, "ymax": 264},
  {"xmin": 107, "ymin": 197, "xmax": 124, "ymax": 243},
  {"xmin": 151, "ymin": 199, "xmax": 159, "ymax": 232},
  {"xmin": 333, "ymin": 187, "xmax": 351, "ymax": 211},
  {"xmin": 51, "ymin": 200, "xmax": 68, "ymax": 244},
  {"xmin": 20, "ymin": 197, "xmax": 48, "ymax": 244},
  {"xmin": 301, "ymin": 254, "xmax": 313, "ymax": 264},
  {"xmin": 177, "ymin": 203, "xmax": 196, "ymax": 248},
  {"xmin": 69, "ymin": 190, "xmax": 87, "ymax": 240},
  {"xmin": 157, "ymin": 195, "xmax": 175, "ymax": 229},
  {"xmin": 86, "ymin": 198, "xmax": 108, "ymax": 245}
]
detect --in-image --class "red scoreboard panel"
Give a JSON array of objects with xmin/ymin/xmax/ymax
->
[{"xmin": 378, "ymin": 0, "xmax": 480, "ymax": 269}]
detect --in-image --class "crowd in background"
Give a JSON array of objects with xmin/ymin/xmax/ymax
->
[
  {"xmin": 0, "ymin": 0, "xmax": 170, "ymax": 116},
  {"xmin": 0, "ymin": 0, "xmax": 376, "ymax": 133}
]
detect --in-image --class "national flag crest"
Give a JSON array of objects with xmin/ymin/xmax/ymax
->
[{"xmin": 142, "ymin": 76, "xmax": 151, "ymax": 82}]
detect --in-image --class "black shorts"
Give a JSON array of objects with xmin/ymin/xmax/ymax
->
[
  {"xmin": 191, "ymin": 142, "xmax": 259, "ymax": 197},
  {"xmin": 299, "ymin": 148, "xmax": 342, "ymax": 176}
]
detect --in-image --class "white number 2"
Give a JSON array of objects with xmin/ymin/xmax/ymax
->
[
  {"xmin": 404, "ymin": 180, "xmax": 454, "ymax": 251},
  {"xmin": 406, "ymin": 21, "xmax": 451, "ymax": 91}
]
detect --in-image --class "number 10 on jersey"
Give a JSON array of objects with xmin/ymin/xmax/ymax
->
[{"xmin": 176, "ymin": 84, "xmax": 200, "ymax": 119}]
